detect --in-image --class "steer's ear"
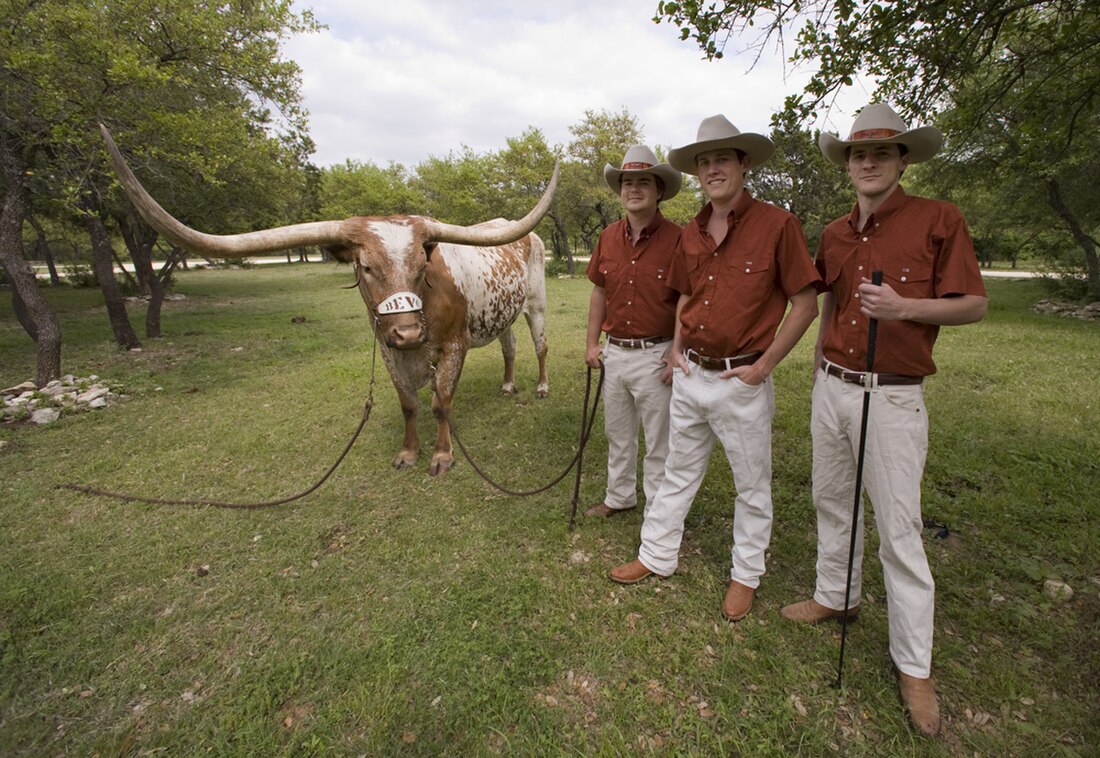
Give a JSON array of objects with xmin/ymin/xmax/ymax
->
[
  {"xmin": 423, "ymin": 242, "xmax": 438, "ymax": 261},
  {"xmin": 324, "ymin": 243, "xmax": 354, "ymax": 263}
]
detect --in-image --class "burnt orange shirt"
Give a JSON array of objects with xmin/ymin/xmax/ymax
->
[
  {"xmin": 669, "ymin": 192, "xmax": 820, "ymax": 357},
  {"xmin": 586, "ymin": 212, "xmax": 681, "ymax": 339},
  {"xmin": 816, "ymin": 186, "xmax": 987, "ymax": 376}
]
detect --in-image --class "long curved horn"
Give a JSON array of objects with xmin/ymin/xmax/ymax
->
[
  {"xmin": 423, "ymin": 161, "xmax": 560, "ymax": 247},
  {"xmin": 100, "ymin": 124, "xmax": 348, "ymax": 256}
]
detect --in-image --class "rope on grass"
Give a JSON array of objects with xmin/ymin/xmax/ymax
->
[
  {"xmin": 60, "ymin": 331, "xmax": 386, "ymax": 510},
  {"xmin": 437, "ymin": 364, "xmax": 604, "ymax": 530},
  {"xmin": 59, "ymin": 399, "xmax": 373, "ymax": 509}
]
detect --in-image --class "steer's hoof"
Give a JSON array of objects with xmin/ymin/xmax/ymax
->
[
  {"xmin": 500, "ymin": 382, "xmax": 518, "ymax": 396},
  {"xmin": 536, "ymin": 383, "xmax": 549, "ymax": 398},
  {"xmin": 428, "ymin": 455, "xmax": 455, "ymax": 477},
  {"xmin": 392, "ymin": 451, "xmax": 419, "ymax": 470}
]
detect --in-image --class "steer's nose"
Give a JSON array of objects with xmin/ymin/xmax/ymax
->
[{"xmin": 386, "ymin": 322, "xmax": 424, "ymax": 349}]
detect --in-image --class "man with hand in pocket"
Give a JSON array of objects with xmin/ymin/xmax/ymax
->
[{"xmin": 608, "ymin": 116, "xmax": 820, "ymax": 627}]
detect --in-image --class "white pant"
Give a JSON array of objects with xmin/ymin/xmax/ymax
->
[
  {"xmin": 638, "ymin": 365, "xmax": 775, "ymax": 585},
  {"xmin": 601, "ymin": 342, "xmax": 672, "ymax": 513},
  {"xmin": 811, "ymin": 364, "xmax": 933, "ymax": 678}
]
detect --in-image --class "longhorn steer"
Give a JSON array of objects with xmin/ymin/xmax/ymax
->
[{"xmin": 101, "ymin": 125, "xmax": 558, "ymax": 476}]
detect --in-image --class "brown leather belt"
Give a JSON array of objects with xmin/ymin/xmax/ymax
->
[
  {"xmin": 824, "ymin": 363, "xmax": 923, "ymax": 386},
  {"xmin": 607, "ymin": 335, "xmax": 672, "ymax": 350},
  {"xmin": 684, "ymin": 349, "xmax": 762, "ymax": 371}
]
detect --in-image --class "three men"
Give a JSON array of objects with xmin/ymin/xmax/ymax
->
[
  {"xmin": 608, "ymin": 116, "xmax": 821, "ymax": 624},
  {"xmin": 779, "ymin": 103, "xmax": 988, "ymax": 736},
  {"xmin": 585, "ymin": 145, "xmax": 683, "ymax": 518}
]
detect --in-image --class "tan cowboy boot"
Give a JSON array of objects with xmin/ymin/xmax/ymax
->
[
  {"xmin": 722, "ymin": 580, "xmax": 755, "ymax": 621},
  {"xmin": 898, "ymin": 672, "xmax": 941, "ymax": 737},
  {"xmin": 608, "ymin": 559, "xmax": 668, "ymax": 585},
  {"xmin": 780, "ymin": 598, "xmax": 860, "ymax": 624}
]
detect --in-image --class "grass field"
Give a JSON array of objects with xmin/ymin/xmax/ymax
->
[{"xmin": 1, "ymin": 265, "xmax": 1097, "ymax": 756}]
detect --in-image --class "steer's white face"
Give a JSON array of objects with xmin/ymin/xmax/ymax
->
[{"xmin": 331, "ymin": 218, "xmax": 431, "ymax": 350}]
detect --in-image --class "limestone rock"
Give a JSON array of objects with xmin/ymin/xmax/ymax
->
[
  {"xmin": 30, "ymin": 408, "xmax": 61, "ymax": 425},
  {"xmin": 1043, "ymin": 578, "xmax": 1074, "ymax": 602}
]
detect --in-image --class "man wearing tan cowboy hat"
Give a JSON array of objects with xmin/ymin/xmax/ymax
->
[
  {"xmin": 584, "ymin": 145, "xmax": 683, "ymax": 518},
  {"xmin": 608, "ymin": 116, "xmax": 821, "ymax": 624},
  {"xmin": 780, "ymin": 103, "xmax": 988, "ymax": 737}
]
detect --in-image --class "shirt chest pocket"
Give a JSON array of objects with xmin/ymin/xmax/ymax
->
[
  {"xmin": 726, "ymin": 255, "xmax": 772, "ymax": 277},
  {"xmin": 638, "ymin": 260, "xmax": 669, "ymax": 283},
  {"xmin": 724, "ymin": 255, "xmax": 773, "ymax": 300},
  {"xmin": 883, "ymin": 260, "xmax": 933, "ymax": 298},
  {"xmin": 598, "ymin": 260, "xmax": 620, "ymax": 290}
]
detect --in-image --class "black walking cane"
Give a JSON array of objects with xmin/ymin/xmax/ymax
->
[{"xmin": 835, "ymin": 269, "xmax": 884, "ymax": 689}]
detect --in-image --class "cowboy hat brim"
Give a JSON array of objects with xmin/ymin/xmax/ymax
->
[
  {"xmin": 667, "ymin": 134, "xmax": 774, "ymax": 174},
  {"xmin": 819, "ymin": 126, "xmax": 943, "ymax": 166},
  {"xmin": 603, "ymin": 162, "xmax": 683, "ymax": 201}
]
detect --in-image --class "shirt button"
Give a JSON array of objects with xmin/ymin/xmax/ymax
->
[
  {"xmin": 851, "ymin": 320, "xmax": 857, "ymax": 325},
  {"xmin": 854, "ymin": 293, "xmax": 860, "ymax": 299},
  {"xmin": 700, "ymin": 325, "xmax": 705, "ymax": 330},
  {"xmin": 900, "ymin": 276, "xmax": 908, "ymax": 282},
  {"xmin": 857, "ymin": 265, "xmax": 863, "ymax": 271},
  {"xmin": 631, "ymin": 260, "xmax": 636, "ymax": 264},
  {"xmin": 708, "ymin": 275, "xmax": 714, "ymax": 281},
  {"xmin": 745, "ymin": 268, "xmax": 750, "ymax": 273},
  {"xmin": 848, "ymin": 348, "xmax": 855, "ymax": 353},
  {"xmin": 627, "ymin": 301, "xmax": 632, "ymax": 305},
  {"xmin": 629, "ymin": 280, "xmax": 633, "ymax": 284},
  {"xmin": 862, "ymin": 237, "xmax": 868, "ymax": 242},
  {"xmin": 704, "ymin": 300, "xmax": 710, "ymax": 305}
]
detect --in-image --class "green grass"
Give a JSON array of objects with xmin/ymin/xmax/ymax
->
[{"xmin": 1, "ymin": 267, "xmax": 1097, "ymax": 756}]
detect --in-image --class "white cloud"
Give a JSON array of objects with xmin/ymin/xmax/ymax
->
[{"xmin": 285, "ymin": 0, "xmax": 869, "ymax": 167}]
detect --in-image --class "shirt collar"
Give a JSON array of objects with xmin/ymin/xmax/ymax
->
[
  {"xmin": 846, "ymin": 185, "xmax": 908, "ymax": 232},
  {"xmin": 623, "ymin": 210, "xmax": 665, "ymax": 244},
  {"xmin": 693, "ymin": 190, "xmax": 755, "ymax": 229}
]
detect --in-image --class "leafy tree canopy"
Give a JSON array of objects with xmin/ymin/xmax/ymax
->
[{"xmin": 653, "ymin": 0, "xmax": 1099, "ymax": 131}]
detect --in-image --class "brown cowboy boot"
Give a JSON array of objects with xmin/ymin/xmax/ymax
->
[
  {"xmin": 780, "ymin": 598, "xmax": 860, "ymax": 624},
  {"xmin": 608, "ymin": 559, "xmax": 668, "ymax": 585},
  {"xmin": 722, "ymin": 580, "xmax": 755, "ymax": 621},
  {"xmin": 898, "ymin": 672, "xmax": 941, "ymax": 737}
]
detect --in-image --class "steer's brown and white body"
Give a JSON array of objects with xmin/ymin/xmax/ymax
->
[
  {"xmin": 332, "ymin": 216, "xmax": 549, "ymax": 474},
  {"xmin": 101, "ymin": 125, "xmax": 556, "ymax": 475}
]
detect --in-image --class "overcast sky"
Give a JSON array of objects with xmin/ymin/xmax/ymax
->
[{"xmin": 284, "ymin": 0, "xmax": 870, "ymax": 168}]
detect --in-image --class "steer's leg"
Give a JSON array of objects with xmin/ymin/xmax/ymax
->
[
  {"xmin": 499, "ymin": 326, "xmax": 518, "ymax": 395},
  {"xmin": 392, "ymin": 384, "xmax": 420, "ymax": 469},
  {"xmin": 428, "ymin": 349, "xmax": 464, "ymax": 476},
  {"xmin": 523, "ymin": 310, "xmax": 550, "ymax": 398}
]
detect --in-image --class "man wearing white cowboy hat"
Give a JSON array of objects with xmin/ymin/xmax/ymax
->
[
  {"xmin": 609, "ymin": 116, "xmax": 821, "ymax": 625},
  {"xmin": 780, "ymin": 103, "xmax": 988, "ymax": 737},
  {"xmin": 584, "ymin": 145, "xmax": 683, "ymax": 519}
]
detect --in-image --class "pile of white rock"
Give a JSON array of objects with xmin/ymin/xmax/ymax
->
[
  {"xmin": 1032, "ymin": 299, "xmax": 1100, "ymax": 321},
  {"xmin": 2, "ymin": 375, "xmax": 123, "ymax": 425}
]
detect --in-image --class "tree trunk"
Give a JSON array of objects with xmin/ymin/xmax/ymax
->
[
  {"xmin": 1046, "ymin": 178, "xmax": 1100, "ymax": 299},
  {"xmin": 28, "ymin": 215, "xmax": 60, "ymax": 285},
  {"xmin": 81, "ymin": 198, "xmax": 141, "ymax": 350},
  {"xmin": 118, "ymin": 215, "xmax": 166, "ymax": 338},
  {"xmin": 0, "ymin": 132, "xmax": 62, "ymax": 384},
  {"xmin": 547, "ymin": 211, "xmax": 574, "ymax": 274},
  {"xmin": 10, "ymin": 283, "xmax": 38, "ymax": 341}
]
